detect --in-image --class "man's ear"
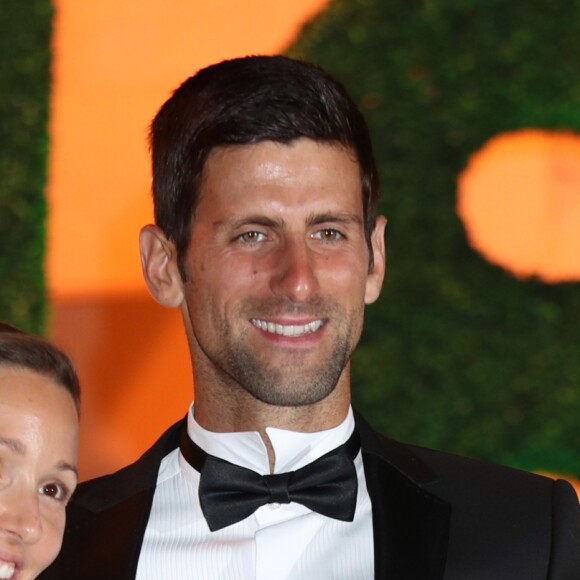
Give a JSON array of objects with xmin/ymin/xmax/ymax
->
[
  {"xmin": 364, "ymin": 216, "xmax": 387, "ymax": 305},
  {"xmin": 139, "ymin": 224, "xmax": 184, "ymax": 308}
]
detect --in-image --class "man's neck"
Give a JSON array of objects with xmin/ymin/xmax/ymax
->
[
  {"xmin": 191, "ymin": 402, "xmax": 352, "ymax": 473},
  {"xmin": 192, "ymin": 385, "xmax": 351, "ymax": 472}
]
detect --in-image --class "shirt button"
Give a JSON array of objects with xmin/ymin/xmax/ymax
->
[{"xmin": 270, "ymin": 502, "xmax": 281, "ymax": 510}]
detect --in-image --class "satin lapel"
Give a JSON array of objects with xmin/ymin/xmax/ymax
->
[{"xmin": 356, "ymin": 414, "xmax": 450, "ymax": 580}]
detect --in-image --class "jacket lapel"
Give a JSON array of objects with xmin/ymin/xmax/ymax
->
[{"xmin": 356, "ymin": 414, "xmax": 450, "ymax": 580}]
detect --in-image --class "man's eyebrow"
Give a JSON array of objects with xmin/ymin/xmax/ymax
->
[
  {"xmin": 0, "ymin": 436, "xmax": 26, "ymax": 455},
  {"xmin": 214, "ymin": 213, "xmax": 363, "ymax": 230},
  {"xmin": 213, "ymin": 215, "xmax": 283, "ymax": 229},
  {"xmin": 306, "ymin": 213, "xmax": 363, "ymax": 226}
]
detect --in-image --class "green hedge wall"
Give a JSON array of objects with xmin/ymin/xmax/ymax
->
[
  {"xmin": 0, "ymin": 1, "xmax": 52, "ymax": 333},
  {"xmin": 289, "ymin": 0, "xmax": 580, "ymax": 476}
]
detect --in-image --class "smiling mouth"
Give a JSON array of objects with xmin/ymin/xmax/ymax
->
[
  {"xmin": 251, "ymin": 319, "xmax": 324, "ymax": 337},
  {"xmin": 0, "ymin": 562, "xmax": 15, "ymax": 580}
]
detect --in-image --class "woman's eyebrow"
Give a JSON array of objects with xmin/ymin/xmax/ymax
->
[
  {"xmin": 56, "ymin": 460, "xmax": 78, "ymax": 478},
  {"xmin": 0, "ymin": 436, "xmax": 26, "ymax": 455},
  {"xmin": 0, "ymin": 437, "xmax": 78, "ymax": 479}
]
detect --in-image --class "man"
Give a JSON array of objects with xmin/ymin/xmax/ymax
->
[{"xmin": 41, "ymin": 55, "xmax": 580, "ymax": 579}]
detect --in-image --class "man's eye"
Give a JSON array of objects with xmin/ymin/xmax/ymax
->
[
  {"xmin": 312, "ymin": 228, "xmax": 344, "ymax": 241},
  {"xmin": 238, "ymin": 231, "xmax": 267, "ymax": 243},
  {"xmin": 39, "ymin": 482, "xmax": 69, "ymax": 502}
]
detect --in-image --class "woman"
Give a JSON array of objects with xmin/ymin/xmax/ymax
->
[{"xmin": 0, "ymin": 323, "xmax": 80, "ymax": 580}]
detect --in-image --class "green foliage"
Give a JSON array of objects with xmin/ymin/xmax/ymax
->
[
  {"xmin": 0, "ymin": 1, "xmax": 52, "ymax": 333},
  {"xmin": 288, "ymin": 0, "xmax": 580, "ymax": 476}
]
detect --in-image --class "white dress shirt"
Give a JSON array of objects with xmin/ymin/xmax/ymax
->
[{"xmin": 136, "ymin": 405, "xmax": 374, "ymax": 579}]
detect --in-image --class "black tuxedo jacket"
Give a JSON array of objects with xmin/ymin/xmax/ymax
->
[{"xmin": 41, "ymin": 413, "xmax": 580, "ymax": 579}]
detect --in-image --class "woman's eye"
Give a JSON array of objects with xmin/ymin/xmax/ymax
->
[
  {"xmin": 238, "ymin": 231, "xmax": 266, "ymax": 243},
  {"xmin": 313, "ymin": 228, "xmax": 344, "ymax": 241},
  {"xmin": 39, "ymin": 482, "xmax": 68, "ymax": 502}
]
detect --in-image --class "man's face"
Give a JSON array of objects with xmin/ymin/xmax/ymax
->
[{"xmin": 178, "ymin": 138, "xmax": 385, "ymax": 408}]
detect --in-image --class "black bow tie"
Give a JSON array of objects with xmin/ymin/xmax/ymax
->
[{"xmin": 179, "ymin": 424, "xmax": 360, "ymax": 532}]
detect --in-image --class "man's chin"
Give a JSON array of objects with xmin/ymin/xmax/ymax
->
[{"xmin": 239, "ymin": 371, "xmax": 341, "ymax": 408}]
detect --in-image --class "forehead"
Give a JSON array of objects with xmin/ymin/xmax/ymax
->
[
  {"xmin": 197, "ymin": 139, "xmax": 363, "ymax": 216},
  {"xmin": 0, "ymin": 366, "xmax": 77, "ymax": 422},
  {"xmin": 0, "ymin": 367, "xmax": 78, "ymax": 453}
]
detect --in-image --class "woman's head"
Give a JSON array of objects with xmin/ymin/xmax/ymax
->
[
  {"xmin": 0, "ymin": 324, "xmax": 80, "ymax": 415},
  {"xmin": 0, "ymin": 323, "xmax": 80, "ymax": 579}
]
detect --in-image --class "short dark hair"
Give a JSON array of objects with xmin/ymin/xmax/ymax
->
[
  {"xmin": 0, "ymin": 322, "xmax": 81, "ymax": 415},
  {"xmin": 149, "ymin": 55, "xmax": 380, "ymax": 278}
]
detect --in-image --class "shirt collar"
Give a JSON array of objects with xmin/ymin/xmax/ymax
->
[{"xmin": 186, "ymin": 404, "xmax": 355, "ymax": 475}]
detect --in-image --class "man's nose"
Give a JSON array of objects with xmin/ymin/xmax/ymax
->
[
  {"xmin": 0, "ymin": 489, "xmax": 43, "ymax": 545},
  {"xmin": 270, "ymin": 238, "xmax": 320, "ymax": 302}
]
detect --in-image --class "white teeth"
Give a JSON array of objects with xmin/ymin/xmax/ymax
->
[
  {"xmin": 251, "ymin": 319, "xmax": 324, "ymax": 337},
  {"xmin": 0, "ymin": 563, "xmax": 15, "ymax": 579}
]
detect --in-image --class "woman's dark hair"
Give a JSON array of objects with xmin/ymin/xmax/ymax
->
[
  {"xmin": 0, "ymin": 322, "xmax": 80, "ymax": 415},
  {"xmin": 150, "ymin": 55, "xmax": 380, "ymax": 278}
]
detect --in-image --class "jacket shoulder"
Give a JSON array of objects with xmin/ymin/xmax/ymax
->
[
  {"xmin": 409, "ymin": 443, "xmax": 580, "ymax": 579},
  {"xmin": 356, "ymin": 413, "xmax": 580, "ymax": 579}
]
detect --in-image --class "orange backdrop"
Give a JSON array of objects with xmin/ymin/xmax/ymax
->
[{"xmin": 48, "ymin": 0, "xmax": 328, "ymax": 480}]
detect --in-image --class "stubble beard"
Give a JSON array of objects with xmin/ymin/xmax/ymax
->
[{"xmin": 210, "ymin": 298, "xmax": 364, "ymax": 408}]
